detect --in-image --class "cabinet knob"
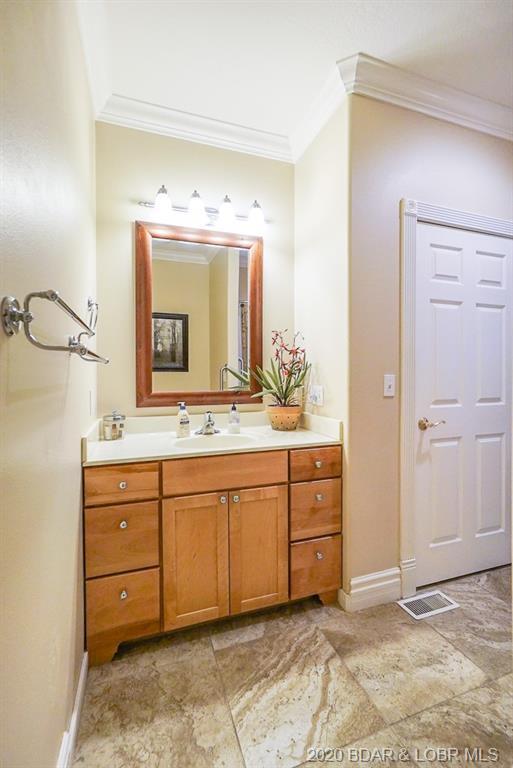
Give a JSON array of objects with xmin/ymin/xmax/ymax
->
[
  {"xmin": 119, "ymin": 520, "xmax": 128, "ymax": 529},
  {"xmin": 119, "ymin": 481, "xmax": 127, "ymax": 490},
  {"xmin": 315, "ymin": 551, "xmax": 324, "ymax": 561},
  {"xmin": 232, "ymin": 494, "xmax": 240, "ymax": 503},
  {"xmin": 314, "ymin": 460, "xmax": 323, "ymax": 469},
  {"xmin": 219, "ymin": 495, "xmax": 227, "ymax": 504},
  {"xmin": 120, "ymin": 589, "xmax": 128, "ymax": 600},
  {"xmin": 315, "ymin": 493, "xmax": 324, "ymax": 502}
]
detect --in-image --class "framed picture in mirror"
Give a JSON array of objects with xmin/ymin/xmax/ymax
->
[{"xmin": 152, "ymin": 312, "xmax": 189, "ymax": 372}]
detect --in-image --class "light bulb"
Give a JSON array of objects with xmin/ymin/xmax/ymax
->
[
  {"xmin": 154, "ymin": 184, "xmax": 172, "ymax": 222},
  {"xmin": 188, "ymin": 189, "xmax": 208, "ymax": 228},
  {"xmin": 248, "ymin": 199, "xmax": 265, "ymax": 234},
  {"xmin": 218, "ymin": 194, "xmax": 236, "ymax": 230}
]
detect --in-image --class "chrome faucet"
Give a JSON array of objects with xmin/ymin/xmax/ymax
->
[
  {"xmin": 219, "ymin": 362, "xmax": 229, "ymax": 390},
  {"xmin": 195, "ymin": 411, "xmax": 220, "ymax": 435}
]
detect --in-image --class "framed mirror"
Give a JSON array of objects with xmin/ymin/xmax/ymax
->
[{"xmin": 135, "ymin": 221, "xmax": 263, "ymax": 406}]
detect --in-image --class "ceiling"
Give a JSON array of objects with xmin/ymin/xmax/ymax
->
[{"xmin": 79, "ymin": 0, "xmax": 513, "ymax": 156}]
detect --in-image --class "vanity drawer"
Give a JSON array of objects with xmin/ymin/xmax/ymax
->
[
  {"xmin": 290, "ymin": 479, "xmax": 341, "ymax": 541},
  {"xmin": 86, "ymin": 568, "xmax": 160, "ymax": 646},
  {"xmin": 84, "ymin": 462, "xmax": 159, "ymax": 506},
  {"xmin": 162, "ymin": 451, "xmax": 288, "ymax": 496},
  {"xmin": 290, "ymin": 535, "xmax": 341, "ymax": 600},
  {"xmin": 85, "ymin": 501, "xmax": 159, "ymax": 578},
  {"xmin": 289, "ymin": 446, "xmax": 341, "ymax": 482}
]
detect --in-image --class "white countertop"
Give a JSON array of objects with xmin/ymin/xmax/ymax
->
[{"xmin": 83, "ymin": 414, "xmax": 342, "ymax": 466}]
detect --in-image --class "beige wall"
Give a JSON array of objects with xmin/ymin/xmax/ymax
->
[
  {"xmin": 152, "ymin": 259, "xmax": 211, "ymax": 391},
  {"xmin": 0, "ymin": 3, "xmax": 96, "ymax": 766},
  {"xmin": 96, "ymin": 123, "xmax": 294, "ymax": 415},
  {"xmin": 209, "ymin": 249, "xmax": 229, "ymax": 388},
  {"xmin": 348, "ymin": 95, "xmax": 513, "ymax": 584},
  {"xmin": 294, "ymin": 103, "xmax": 350, "ymax": 421}
]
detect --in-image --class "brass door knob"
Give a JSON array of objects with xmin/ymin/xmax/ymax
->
[{"xmin": 418, "ymin": 417, "xmax": 446, "ymax": 431}]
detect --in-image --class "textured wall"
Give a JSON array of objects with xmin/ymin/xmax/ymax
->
[{"xmin": 0, "ymin": 2, "xmax": 96, "ymax": 765}]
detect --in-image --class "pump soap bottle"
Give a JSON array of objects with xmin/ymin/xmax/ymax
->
[
  {"xmin": 228, "ymin": 402, "xmax": 240, "ymax": 434},
  {"xmin": 177, "ymin": 402, "xmax": 190, "ymax": 438}
]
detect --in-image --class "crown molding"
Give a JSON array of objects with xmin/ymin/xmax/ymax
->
[
  {"xmin": 338, "ymin": 53, "xmax": 512, "ymax": 142},
  {"xmin": 97, "ymin": 94, "xmax": 293, "ymax": 163},
  {"xmin": 290, "ymin": 66, "xmax": 346, "ymax": 162}
]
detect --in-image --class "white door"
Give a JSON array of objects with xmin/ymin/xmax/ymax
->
[{"xmin": 414, "ymin": 222, "xmax": 512, "ymax": 586}]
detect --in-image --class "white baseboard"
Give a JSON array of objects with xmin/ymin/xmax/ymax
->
[
  {"xmin": 400, "ymin": 558, "xmax": 417, "ymax": 598},
  {"xmin": 338, "ymin": 567, "xmax": 402, "ymax": 612},
  {"xmin": 56, "ymin": 652, "xmax": 88, "ymax": 768}
]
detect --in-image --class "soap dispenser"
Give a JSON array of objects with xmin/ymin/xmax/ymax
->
[
  {"xmin": 228, "ymin": 402, "xmax": 240, "ymax": 434},
  {"xmin": 177, "ymin": 402, "xmax": 190, "ymax": 438}
]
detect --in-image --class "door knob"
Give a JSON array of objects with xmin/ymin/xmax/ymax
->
[
  {"xmin": 418, "ymin": 417, "xmax": 446, "ymax": 431},
  {"xmin": 232, "ymin": 495, "xmax": 240, "ymax": 503}
]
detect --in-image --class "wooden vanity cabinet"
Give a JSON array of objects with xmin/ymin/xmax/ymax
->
[
  {"xmin": 229, "ymin": 485, "xmax": 288, "ymax": 614},
  {"xmin": 162, "ymin": 493, "xmax": 229, "ymax": 630},
  {"xmin": 83, "ymin": 444, "xmax": 342, "ymax": 665}
]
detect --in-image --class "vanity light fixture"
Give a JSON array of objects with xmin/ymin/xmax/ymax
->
[
  {"xmin": 187, "ymin": 189, "xmax": 208, "ymax": 228},
  {"xmin": 153, "ymin": 184, "xmax": 172, "ymax": 221},
  {"xmin": 138, "ymin": 188, "xmax": 267, "ymax": 232},
  {"xmin": 248, "ymin": 199, "xmax": 265, "ymax": 234},
  {"xmin": 217, "ymin": 194, "xmax": 236, "ymax": 230}
]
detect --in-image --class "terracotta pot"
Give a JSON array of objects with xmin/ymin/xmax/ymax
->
[{"xmin": 266, "ymin": 404, "xmax": 302, "ymax": 431}]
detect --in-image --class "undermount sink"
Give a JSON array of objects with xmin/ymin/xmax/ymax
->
[{"xmin": 175, "ymin": 432, "xmax": 259, "ymax": 450}]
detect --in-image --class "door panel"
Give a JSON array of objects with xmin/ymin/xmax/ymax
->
[
  {"xmin": 229, "ymin": 485, "xmax": 288, "ymax": 614},
  {"xmin": 163, "ymin": 493, "xmax": 229, "ymax": 630},
  {"xmin": 415, "ymin": 223, "xmax": 511, "ymax": 586}
]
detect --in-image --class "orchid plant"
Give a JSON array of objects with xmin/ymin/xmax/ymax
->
[{"xmin": 230, "ymin": 330, "xmax": 311, "ymax": 406}]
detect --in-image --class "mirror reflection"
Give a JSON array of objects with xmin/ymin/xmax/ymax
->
[{"xmin": 151, "ymin": 238, "xmax": 250, "ymax": 392}]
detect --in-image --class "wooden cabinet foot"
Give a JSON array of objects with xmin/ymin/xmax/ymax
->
[
  {"xmin": 318, "ymin": 589, "xmax": 338, "ymax": 605},
  {"xmin": 88, "ymin": 641, "xmax": 120, "ymax": 666}
]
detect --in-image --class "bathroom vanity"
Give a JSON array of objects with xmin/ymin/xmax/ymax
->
[{"xmin": 82, "ymin": 425, "xmax": 342, "ymax": 665}]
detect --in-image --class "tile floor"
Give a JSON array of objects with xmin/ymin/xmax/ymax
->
[{"xmin": 73, "ymin": 566, "xmax": 512, "ymax": 768}]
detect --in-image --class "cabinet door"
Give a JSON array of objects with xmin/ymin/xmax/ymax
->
[
  {"xmin": 163, "ymin": 493, "xmax": 229, "ymax": 631},
  {"xmin": 229, "ymin": 485, "xmax": 288, "ymax": 614}
]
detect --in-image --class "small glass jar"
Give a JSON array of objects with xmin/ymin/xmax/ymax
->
[{"xmin": 102, "ymin": 410, "xmax": 126, "ymax": 441}]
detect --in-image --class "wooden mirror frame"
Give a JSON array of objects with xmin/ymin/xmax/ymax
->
[{"xmin": 135, "ymin": 221, "xmax": 263, "ymax": 407}]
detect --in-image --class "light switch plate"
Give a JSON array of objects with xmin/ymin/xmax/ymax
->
[
  {"xmin": 383, "ymin": 374, "xmax": 396, "ymax": 397},
  {"xmin": 308, "ymin": 384, "xmax": 324, "ymax": 406}
]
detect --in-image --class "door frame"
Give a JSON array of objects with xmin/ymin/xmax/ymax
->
[{"xmin": 399, "ymin": 199, "xmax": 513, "ymax": 597}]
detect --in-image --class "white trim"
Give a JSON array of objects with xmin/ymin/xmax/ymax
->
[
  {"xmin": 98, "ymin": 94, "xmax": 293, "ymax": 163},
  {"xmin": 338, "ymin": 53, "xmax": 513, "ymax": 142},
  {"xmin": 290, "ymin": 66, "xmax": 346, "ymax": 162},
  {"xmin": 400, "ymin": 558, "xmax": 417, "ymax": 598},
  {"xmin": 399, "ymin": 200, "xmax": 513, "ymax": 597},
  {"xmin": 56, "ymin": 652, "xmax": 88, "ymax": 768},
  {"xmin": 338, "ymin": 567, "xmax": 401, "ymax": 612}
]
